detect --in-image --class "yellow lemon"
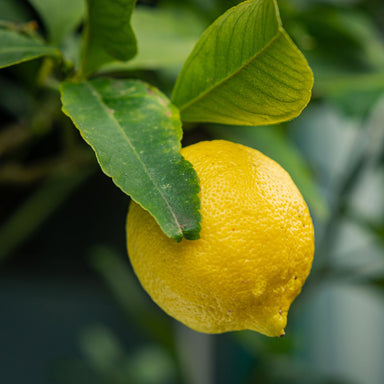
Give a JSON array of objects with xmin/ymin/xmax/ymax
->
[{"xmin": 126, "ymin": 140, "xmax": 314, "ymax": 337}]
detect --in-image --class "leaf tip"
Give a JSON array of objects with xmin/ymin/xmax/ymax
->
[{"xmin": 171, "ymin": 225, "xmax": 201, "ymax": 242}]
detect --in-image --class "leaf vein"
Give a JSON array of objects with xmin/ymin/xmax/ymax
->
[
  {"xmin": 85, "ymin": 82, "xmax": 183, "ymax": 237},
  {"xmin": 179, "ymin": 30, "xmax": 282, "ymax": 113}
]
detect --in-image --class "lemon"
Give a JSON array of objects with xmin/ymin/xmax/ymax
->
[{"xmin": 126, "ymin": 140, "xmax": 314, "ymax": 337}]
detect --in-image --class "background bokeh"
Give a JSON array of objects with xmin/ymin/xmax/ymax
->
[{"xmin": 1, "ymin": 0, "xmax": 384, "ymax": 383}]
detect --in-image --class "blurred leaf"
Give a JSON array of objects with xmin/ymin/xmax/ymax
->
[
  {"xmin": 281, "ymin": 2, "xmax": 384, "ymax": 116},
  {"xmin": 0, "ymin": 75, "xmax": 32, "ymax": 117},
  {"xmin": 296, "ymin": 5, "xmax": 384, "ymax": 71},
  {"xmin": 90, "ymin": 246, "xmax": 175, "ymax": 350},
  {"xmin": 28, "ymin": 0, "xmax": 85, "ymax": 45},
  {"xmin": 347, "ymin": 167, "xmax": 384, "ymax": 226},
  {"xmin": 361, "ymin": 221, "xmax": 384, "ymax": 246},
  {"xmin": 343, "ymin": 12, "xmax": 384, "ymax": 70},
  {"xmin": 315, "ymin": 73, "xmax": 384, "ymax": 96},
  {"xmin": 171, "ymin": 0, "xmax": 313, "ymax": 125},
  {"xmin": 61, "ymin": 79, "xmax": 201, "ymax": 241},
  {"xmin": 0, "ymin": 167, "xmax": 92, "ymax": 263},
  {"xmin": 314, "ymin": 72, "xmax": 384, "ymax": 117},
  {"xmin": 59, "ymin": 33, "xmax": 82, "ymax": 71},
  {"xmin": 369, "ymin": 277, "xmax": 384, "ymax": 290},
  {"xmin": 80, "ymin": 324, "xmax": 176, "ymax": 384},
  {"xmin": 100, "ymin": 6, "xmax": 205, "ymax": 72},
  {"xmin": 81, "ymin": 0, "xmax": 137, "ymax": 76},
  {"xmin": 0, "ymin": 29, "xmax": 58, "ymax": 69},
  {"xmin": 54, "ymin": 319, "xmax": 176, "ymax": 384},
  {"xmin": 127, "ymin": 346, "xmax": 177, "ymax": 384},
  {"xmin": 207, "ymin": 124, "xmax": 328, "ymax": 219},
  {"xmin": 80, "ymin": 325, "xmax": 124, "ymax": 374},
  {"xmin": 0, "ymin": 0, "xmax": 31, "ymax": 22}
]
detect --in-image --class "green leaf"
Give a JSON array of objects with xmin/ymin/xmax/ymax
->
[
  {"xmin": 171, "ymin": 0, "xmax": 314, "ymax": 125},
  {"xmin": 28, "ymin": 0, "xmax": 85, "ymax": 45},
  {"xmin": 314, "ymin": 72, "xmax": 384, "ymax": 117},
  {"xmin": 0, "ymin": 29, "xmax": 58, "ymax": 69},
  {"xmin": 0, "ymin": 0, "xmax": 31, "ymax": 22},
  {"xmin": 100, "ymin": 7, "xmax": 205, "ymax": 72},
  {"xmin": 81, "ymin": 0, "xmax": 137, "ymax": 76},
  {"xmin": 60, "ymin": 79, "xmax": 201, "ymax": 241}
]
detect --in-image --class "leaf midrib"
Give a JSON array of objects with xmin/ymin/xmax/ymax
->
[
  {"xmin": 177, "ymin": 28, "xmax": 283, "ymax": 113},
  {"xmin": 0, "ymin": 46, "xmax": 54, "ymax": 53},
  {"xmin": 84, "ymin": 82, "xmax": 183, "ymax": 238}
]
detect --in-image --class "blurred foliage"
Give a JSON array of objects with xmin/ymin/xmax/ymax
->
[{"xmin": 1, "ymin": 0, "xmax": 384, "ymax": 383}]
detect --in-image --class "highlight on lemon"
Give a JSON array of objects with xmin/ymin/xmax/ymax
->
[{"xmin": 126, "ymin": 140, "xmax": 315, "ymax": 337}]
